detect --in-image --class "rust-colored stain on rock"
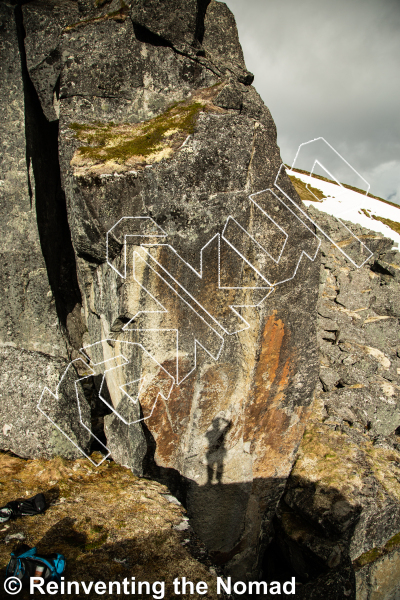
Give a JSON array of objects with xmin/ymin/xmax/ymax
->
[{"xmin": 244, "ymin": 312, "xmax": 309, "ymax": 480}]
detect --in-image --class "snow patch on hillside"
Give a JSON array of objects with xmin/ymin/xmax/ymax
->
[{"xmin": 286, "ymin": 169, "xmax": 400, "ymax": 249}]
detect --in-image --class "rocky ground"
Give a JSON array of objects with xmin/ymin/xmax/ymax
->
[
  {"xmin": 0, "ymin": 451, "xmax": 220, "ymax": 599},
  {"xmin": 266, "ymin": 205, "xmax": 400, "ymax": 599}
]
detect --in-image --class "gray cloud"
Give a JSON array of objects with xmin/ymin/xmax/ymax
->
[{"xmin": 224, "ymin": 0, "xmax": 400, "ymax": 204}]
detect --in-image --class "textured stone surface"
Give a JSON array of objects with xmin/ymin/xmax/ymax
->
[
  {"xmin": 266, "ymin": 206, "xmax": 400, "ymax": 597},
  {"xmin": 202, "ymin": 0, "xmax": 246, "ymax": 68},
  {"xmin": 0, "ymin": 2, "xmax": 62, "ymax": 356},
  {"xmin": 356, "ymin": 549, "xmax": 400, "ymax": 600},
  {"xmin": 0, "ymin": 2, "xmax": 89, "ymax": 459},
  {"xmin": 1, "ymin": 0, "xmax": 369, "ymax": 587},
  {"xmin": 0, "ymin": 346, "xmax": 90, "ymax": 459},
  {"xmin": 131, "ymin": 0, "xmax": 206, "ymax": 50},
  {"xmin": 22, "ymin": 0, "xmax": 80, "ymax": 121}
]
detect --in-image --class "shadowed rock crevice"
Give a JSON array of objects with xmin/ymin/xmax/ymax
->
[
  {"xmin": 262, "ymin": 495, "xmax": 357, "ymax": 599},
  {"xmin": 141, "ymin": 417, "xmax": 189, "ymax": 507},
  {"xmin": 14, "ymin": 2, "xmax": 83, "ymax": 350},
  {"xmin": 194, "ymin": 0, "xmax": 212, "ymax": 46},
  {"xmin": 131, "ymin": 21, "xmax": 173, "ymax": 48}
]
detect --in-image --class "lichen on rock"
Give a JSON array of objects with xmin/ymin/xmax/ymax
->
[{"xmin": 69, "ymin": 84, "xmax": 225, "ymax": 176}]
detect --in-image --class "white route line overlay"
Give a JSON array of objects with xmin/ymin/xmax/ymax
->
[
  {"xmin": 38, "ymin": 343, "xmax": 174, "ymax": 466},
  {"xmin": 292, "ymin": 136, "xmax": 370, "ymax": 198},
  {"xmin": 107, "ymin": 216, "xmax": 167, "ymax": 279},
  {"xmin": 124, "ymin": 247, "xmax": 275, "ymax": 384},
  {"xmin": 288, "ymin": 137, "xmax": 373, "ymax": 267},
  {"xmin": 39, "ymin": 140, "xmax": 373, "ymax": 463}
]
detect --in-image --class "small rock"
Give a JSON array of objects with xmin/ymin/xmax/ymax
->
[
  {"xmin": 320, "ymin": 369, "xmax": 340, "ymax": 392},
  {"xmin": 243, "ymin": 441, "xmax": 251, "ymax": 453},
  {"xmin": 339, "ymin": 367, "xmax": 360, "ymax": 387},
  {"xmin": 327, "ymin": 547, "xmax": 341, "ymax": 568},
  {"xmin": 162, "ymin": 494, "xmax": 182, "ymax": 506},
  {"xmin": 2, "ymin": 424, "xmax": 12, "ymax": 436},
  {"xmin": 174, "ymin": 520, "xmax": 190, "ymax": 531},
  {"xmin": 342, "ymin": 354, "xmax": 358, "ymax": 365},
  {"xmin": 5, "ymin": 532, "xmax": 25, "ymax": 543},
  {"xmin": 215, "ymin": 83, "xmax": 243, "ymax": 111}
]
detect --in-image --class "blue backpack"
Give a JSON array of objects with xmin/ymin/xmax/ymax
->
[{"xmin": 6, "ymin": 545, "xmax": 66, "ymax": 589}]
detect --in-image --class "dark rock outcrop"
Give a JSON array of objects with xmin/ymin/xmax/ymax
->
[{"xmin": 265, "ymin": 206, "xmax": 400, "ymax": 599}]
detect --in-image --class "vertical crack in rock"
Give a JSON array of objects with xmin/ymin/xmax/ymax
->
[
  {"xmin": 194, "ymin": 0, "xmax": 212, "ymax": 46},
  {"xmin": 14, "ymin": 2, "xmax": 83, "ymax": 350}
]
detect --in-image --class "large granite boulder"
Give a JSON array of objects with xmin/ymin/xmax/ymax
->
[
  {"xmin": 1, "ymin": 0, "xmax": 321, "ymax": 581},
  {"xmin": 56, "ymin": 0, "xmax": 320, "ymax": 579}
]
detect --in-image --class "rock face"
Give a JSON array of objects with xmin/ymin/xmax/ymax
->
[
  {"xmin": 0, "ymin": 346, "xmax": 92, "ymax": 459},
  {"xmin": 0, "ymin": 1, "xmax": 89, "ymax": 459},
  {"xmin": 1, "ymin": 0, "xmax": 326, "ymax": 583},
  {"xmin": 265, "ymin": 206, "xmax": 400, "ymax": 599}
]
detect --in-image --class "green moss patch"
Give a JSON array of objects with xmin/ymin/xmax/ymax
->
[
  {"xmin": 70, "ymin": 102, "xmax": 203, "ymax": 162},
  {"xmin": 69, "ymin": 86, "xmax": 224, "ymax": 176},
  {"xmin": 353, "ymin": 530, "xmax": 400, "ymax": 571},
  {"xmin": 0, "ymin": 451, "xmax": 219, "ymax": 600},
  {"xmin": 353, "ymin": 547, "xmax": 382, "ymax": 570},
  {"xmin": 371, "ymin": 214, "xmax": 400, "ymax": 236},
  {"xmin": 385, "ymin": 531, "xmax": 400, "ymax": 553},
  {"xmin": 359, "ymin": 208, "xmax": 400, "ymax": 237}
]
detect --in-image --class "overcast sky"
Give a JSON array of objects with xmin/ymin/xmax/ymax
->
[{"xmin": 224, "ymin": 0, "xmax": 400, "ymax": 204}]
